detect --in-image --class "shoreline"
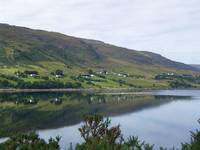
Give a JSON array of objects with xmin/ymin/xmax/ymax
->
[
  {"xmin": 0, "ymin": 88, "xmax": 147, "ymax": 93},
  {"xmin": 0, "ymin": 87, "xmax": 199, "ymax": 93}
]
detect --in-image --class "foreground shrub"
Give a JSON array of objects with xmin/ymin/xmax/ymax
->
[
  {"xmin": 181, "ymin": 119, "xmax": 200, "ymax": 150},
  {"xmin": 75, "ymin": 114, "xmax": 123, "ymax": 150},
  {"xmin": 75, "ymin": 114, "xmax": 157, "ymax": 150},
  {"xmin": 0, "ymin": 132, "xmax": 60, "ymax": 150}
]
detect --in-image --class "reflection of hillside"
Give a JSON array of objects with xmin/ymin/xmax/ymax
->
[{"xmin": 0, "ymin": 92, "xmax": 191, "ymax": 138}]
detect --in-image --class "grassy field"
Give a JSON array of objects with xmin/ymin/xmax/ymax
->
[
  {"xmin": 0, "ymin": 65, "xmax": 168, "ymax": 89},
  {"xmin": 1, "ymin": 63, "xmax": 200, "ymax": 89}
]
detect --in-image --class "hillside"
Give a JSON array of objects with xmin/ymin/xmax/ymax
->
[
  {"xmin": 0, "ymin": 23, "xmax": 199, "ymax": 89},
  {"xmin": 190, "ymin": 64, "xmax": 200, "ymax": 70}
]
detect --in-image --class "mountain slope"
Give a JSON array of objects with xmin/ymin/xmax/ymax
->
[
  {"xmin": 84, "ymin": 40, "xmax": 196, "ymax": 71},
  {"xmin": 0, "ymin": 23, "xmax": 197, "ymax": 71},
  {"xmin": 0, "ymin": 23, "xmax": 199, "ymax": 89},
  {"xmin": 0, "ymin": 23, "xmax": 101, "ymax": 66}
]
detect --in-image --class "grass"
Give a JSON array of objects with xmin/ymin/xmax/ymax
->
[{"xmin": 0, "ymin": 63, "xmax": 199, "ymax": 89}]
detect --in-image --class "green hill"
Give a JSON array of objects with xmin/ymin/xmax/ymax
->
[{"xmin": 0, "ymin": 23, "xmax": 199, "ymax": 89}]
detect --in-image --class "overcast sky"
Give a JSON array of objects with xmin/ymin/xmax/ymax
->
[{"xmin": 0, "ymin": 0, "xmax": 200, "ymax": 64}]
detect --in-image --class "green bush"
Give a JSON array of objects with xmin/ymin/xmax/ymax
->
[
  {"xmin": 0, "ymin": 115, "xmax": 199, "ymax": 150},
  {"xmin": 0, "ymin": 132, "xmax": 60, "ymax": 150},
  {"xmin": 181, "ymin": 119, "xmax": 200, "ymax": 150}
]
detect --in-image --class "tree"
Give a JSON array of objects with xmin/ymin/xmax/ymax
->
[{"xmin": 77, "ymin": 114, "xmax": 122, "ymax": 150}]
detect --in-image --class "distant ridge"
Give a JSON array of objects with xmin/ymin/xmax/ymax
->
[{"xmin": 190, "ymin": 64, "xmax": 200, "ymax": 70}]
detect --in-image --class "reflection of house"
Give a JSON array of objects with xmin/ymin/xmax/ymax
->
[{"xmin": 50, "ymin": 98, "xmax": 62, "ymax": 104}]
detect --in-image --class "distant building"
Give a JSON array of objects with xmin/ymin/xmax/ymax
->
[
  {"xmin": 55, "ymin": 74, "xmax": 62, "ymax": 78},
  {"xmin": 80, "ymin": 74, "xmax": 91, "ymax": 78},
  {"xmin": 55, "ymin": 70, "xmax": 64, "ymax": 78},
  {"xmin": 24, "ymin": 71, "xmax": 39, "ymax": 77},
  {"xmin": 155, "ymin": 72, "xmax": 193, "ymax": 80}
]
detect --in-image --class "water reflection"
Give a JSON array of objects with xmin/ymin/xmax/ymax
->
[
  {"xmin": 0, "ymin": 91, "xmax": 191, "ymax": 139},
  {"xmin": 37, "ymin": 91, "xmax": 200, "ymax": 150},
  {"xmin": 111, "ymin": 99, "xmax": 200, "ymax": 149}
]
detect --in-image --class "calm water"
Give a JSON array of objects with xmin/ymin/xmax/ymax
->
[{"xmin": 0, "ymin": 90, "xmax": 200, "ymax": 149}]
